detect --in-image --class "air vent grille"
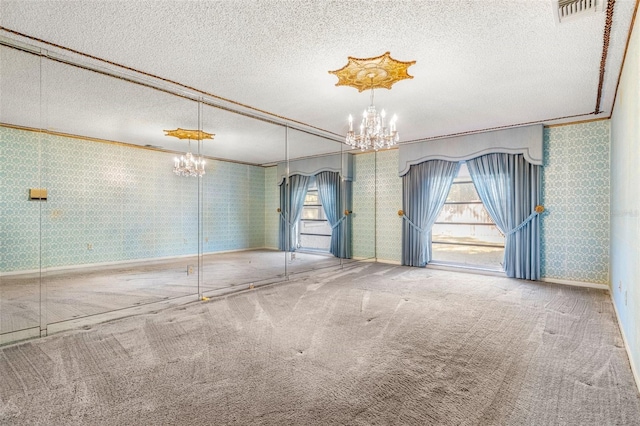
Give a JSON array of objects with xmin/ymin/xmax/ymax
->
[{"xmin": 554, "ymin": 0, "xmax": 604, "ymax": 23}]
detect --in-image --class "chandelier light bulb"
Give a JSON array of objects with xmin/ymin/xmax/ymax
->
[
  {"xmin": 173, "ymin": 139, "xmax": 206, "ymax": 177},
  {"xmin": 345, "ymin": 88, "xmax": 399, "ymax": 151},
  {"xmin": 165, "ymin": 128, "xmax": 213, "ymax": 177}
]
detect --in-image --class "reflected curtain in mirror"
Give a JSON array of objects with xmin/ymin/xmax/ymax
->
[
  {"xmin": 466, "ymin": 153, "xmax": 541, "ymax": 280},
  {"xmin": 315, "ymin": 171, "xmax": 352, "ymax": 258},
  {"xmin": 402, "ymin": 160, "xmax": 460, "ymax": 267},
  {"xmin": 278, "ymin": 182, "xmax": 287, "ymax": 251},
  {"xmin": 278, "ymin": 174, "xmax": 310, "ymax": 251}
]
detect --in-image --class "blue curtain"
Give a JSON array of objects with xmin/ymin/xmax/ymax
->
[
  {"xmin": 278, "ymin": 174, "xmax": 310, "ymax": 252},
  {"xmin": 466, "ymin": 153, "xmax": 541, "ymax": 280},
  {"xmin": 278, "ymin": 181, "xmax": 287, "ymax": 251},
  {"xmin": 316, "ymin": 171, "xmax": 351, "ymax": 258},
  {"xmin": 342, "ymin": 178, "xmax": 352, "ymax": 258},
  {"xmin": 402, "ymin": 160, "xmax": 460, "ymax": 267}
]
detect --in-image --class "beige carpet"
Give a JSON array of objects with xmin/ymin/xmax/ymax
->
[
  {"xmin": 0, "ymin": 262, "xmax": 638, "ymax": 425},
  {"xmin": 0, "ymin": 249, "xmax": 345, "ymax": 334}
]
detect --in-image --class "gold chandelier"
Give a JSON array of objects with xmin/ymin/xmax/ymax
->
[
  {"xmin": 329, "ymin": 52, "xmax": 415, "ymax": 151},
  {"xmin": 164, "ymin": 128, "xmax": 214, "ymax": 177}
]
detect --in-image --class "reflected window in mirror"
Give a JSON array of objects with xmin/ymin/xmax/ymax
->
[{"xmin": 298, "ymin": 177, "xmax": 332, "ymax": 252}]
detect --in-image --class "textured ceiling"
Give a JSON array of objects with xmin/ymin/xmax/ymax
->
[{"xmin": 0, "ymin": 0, "xmax": 637, "ymax": 165}]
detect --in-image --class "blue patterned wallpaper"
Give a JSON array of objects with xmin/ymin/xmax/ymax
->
[
  {"xmin": 202, "ymin": 159, "xmax": 265, "ymax": 253},
  {"xmin": 1, "ymin": 123, "xmax": 612, "ymax": 283},
  {"xmin": 375, "ymin": 150, "xmax": 403, "ymax": 263},
  {"xmin": 359, "ymin": 124, "xmax": 612, "ymax": 279},
  {"xmin": 264, "ymin": 166, "xmax": 279, "ymax": 249},
  {"xmin": 352, "ymin": 153, "xmax": 376, "ymax": 259},
  {"xmin": 1, "ymin": 128, "xmax": 43, "ymax": 272},
  {"xmin": 0, "ymin": 126, "xmax": 266, "ymax": 273},
  {"xmin": 541, "ymin": 121, "xmax": 610, "ymax": 284}
]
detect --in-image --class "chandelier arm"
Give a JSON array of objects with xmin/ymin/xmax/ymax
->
[{"xmin": 344, "ymin": 74, "xmax": 398, "ymax": 152}]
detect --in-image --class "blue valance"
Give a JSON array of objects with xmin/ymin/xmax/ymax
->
[
  {"xmin": 277, "ymin": 153, "xmax": 353, "ymax": 184},
  {"xmin": 398, "ymin": 125, "xmax": 543, "ymax": 176}
]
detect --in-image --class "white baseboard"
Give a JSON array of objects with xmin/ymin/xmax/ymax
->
[
  {"xmin": 0, "ymin": 247, "xmax": 270, "ymax": 277},
  {"xmin": 609, "ymin": 292, "xmax": 640, "ymax": 396},
  {"xmin": 540, "ymin": 277, "xmax": 609, "ymax": 291},
  {"xmin": 0, "ymin": 327, "xmax": 41, "ymax": 347}
]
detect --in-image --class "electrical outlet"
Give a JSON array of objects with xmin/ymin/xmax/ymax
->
[
  {"xmin": 87, "ymin": 243, "xmax": 93, "ymax": 250},
  {"xmin": 187, "ymin": 265, "xmax": 194, "ymax": 275},
  {"xmin": 619, "ymin": 280, "xmax": 622, "ymax": 291}
]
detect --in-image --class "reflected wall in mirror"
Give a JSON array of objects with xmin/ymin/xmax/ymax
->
[
  {"xmin": 280, "ymin": 129, "xmax": 345, "ymax": 275},
  {"xmin": 278, "ymin": 128, "xmax": 377, "ymax": 274},
  {"xmin": 199, "ymin": 104, "xmax": 287, "ymax": 295},
  {"xmin": 0, "ymin": 36, "xmax": 380, "ymax": 345},
  {"xmin": 0, "ymin": 45, "xmax": 44, "ymax": 342},
  {"xmin": 0, "ymin": 41, "xmax": 291, "ymax": 338},
  {"xmin": 40, "ymin": 56, "xmax": 203, "ymax": 326}
]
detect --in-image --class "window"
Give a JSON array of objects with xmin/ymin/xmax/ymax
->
[
  {"xmin": 297, "ymin": 180, "xmax": 332, "ymax": 252},
  {"xmin": 431, "ymin": 162, "xmax": 505, "ymax": 270}
]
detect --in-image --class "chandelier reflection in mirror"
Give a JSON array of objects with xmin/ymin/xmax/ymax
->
[
  {"xmin": 329, "ymin": 52, "xmax": 416, "ymax": 151},
  {"xmin": 164, "ymin": 128, "xmax": 214, "ymax": 177},
  {"xmin": 174, "ymin": 149, "xmax": 204, "ymax": 177}
]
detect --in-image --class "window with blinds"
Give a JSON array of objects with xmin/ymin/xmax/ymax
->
[{"xmin": 431, "ymin": 162, "xmax": 505, "ymax": 270}]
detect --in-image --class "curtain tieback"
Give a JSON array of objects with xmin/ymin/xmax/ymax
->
[
  {"xmin": 279, "ymin": 211, "xmax": 292, "ymax": 226},
  {"xmin": 402, "ymin": 214, "xmax": 427, "ymax": 234},
  {"xmin": 403, "ymin": 214, "xmax": 429, "ymax": 266},
  {"xmin": 505, "ymin": 205, "xmax": 545, "ymax": 236},
  {"xmin": 331, "ymin": 215, "xmax": 347, "ymax": 229}
]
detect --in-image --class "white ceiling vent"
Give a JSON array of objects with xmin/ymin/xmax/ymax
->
[{"xmin": 553, "ymin": 0, "xmax": 605, "ymax": 23}]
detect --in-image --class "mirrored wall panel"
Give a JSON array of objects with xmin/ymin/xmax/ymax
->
[
  {"xmin": 39, "ymin": 57, "xmax": 204, "ymax": 327},
  {"xmin": 0, "ymin": 45, "xmax": 44, "ymax": 342},
  {"xmin": 0, "ymin": 35, "xmax": 378, "ymax": 345},
  {"xmin": 280, "ymin": 129, "xmax": 375, "ymax": 272},
  {"xmin": 286, "ymin": 129, "xmax": 342, "ymax": 275},
  {"xmin": 200, "ymin": 104, "xmax": 287, "ymax": 294}
]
